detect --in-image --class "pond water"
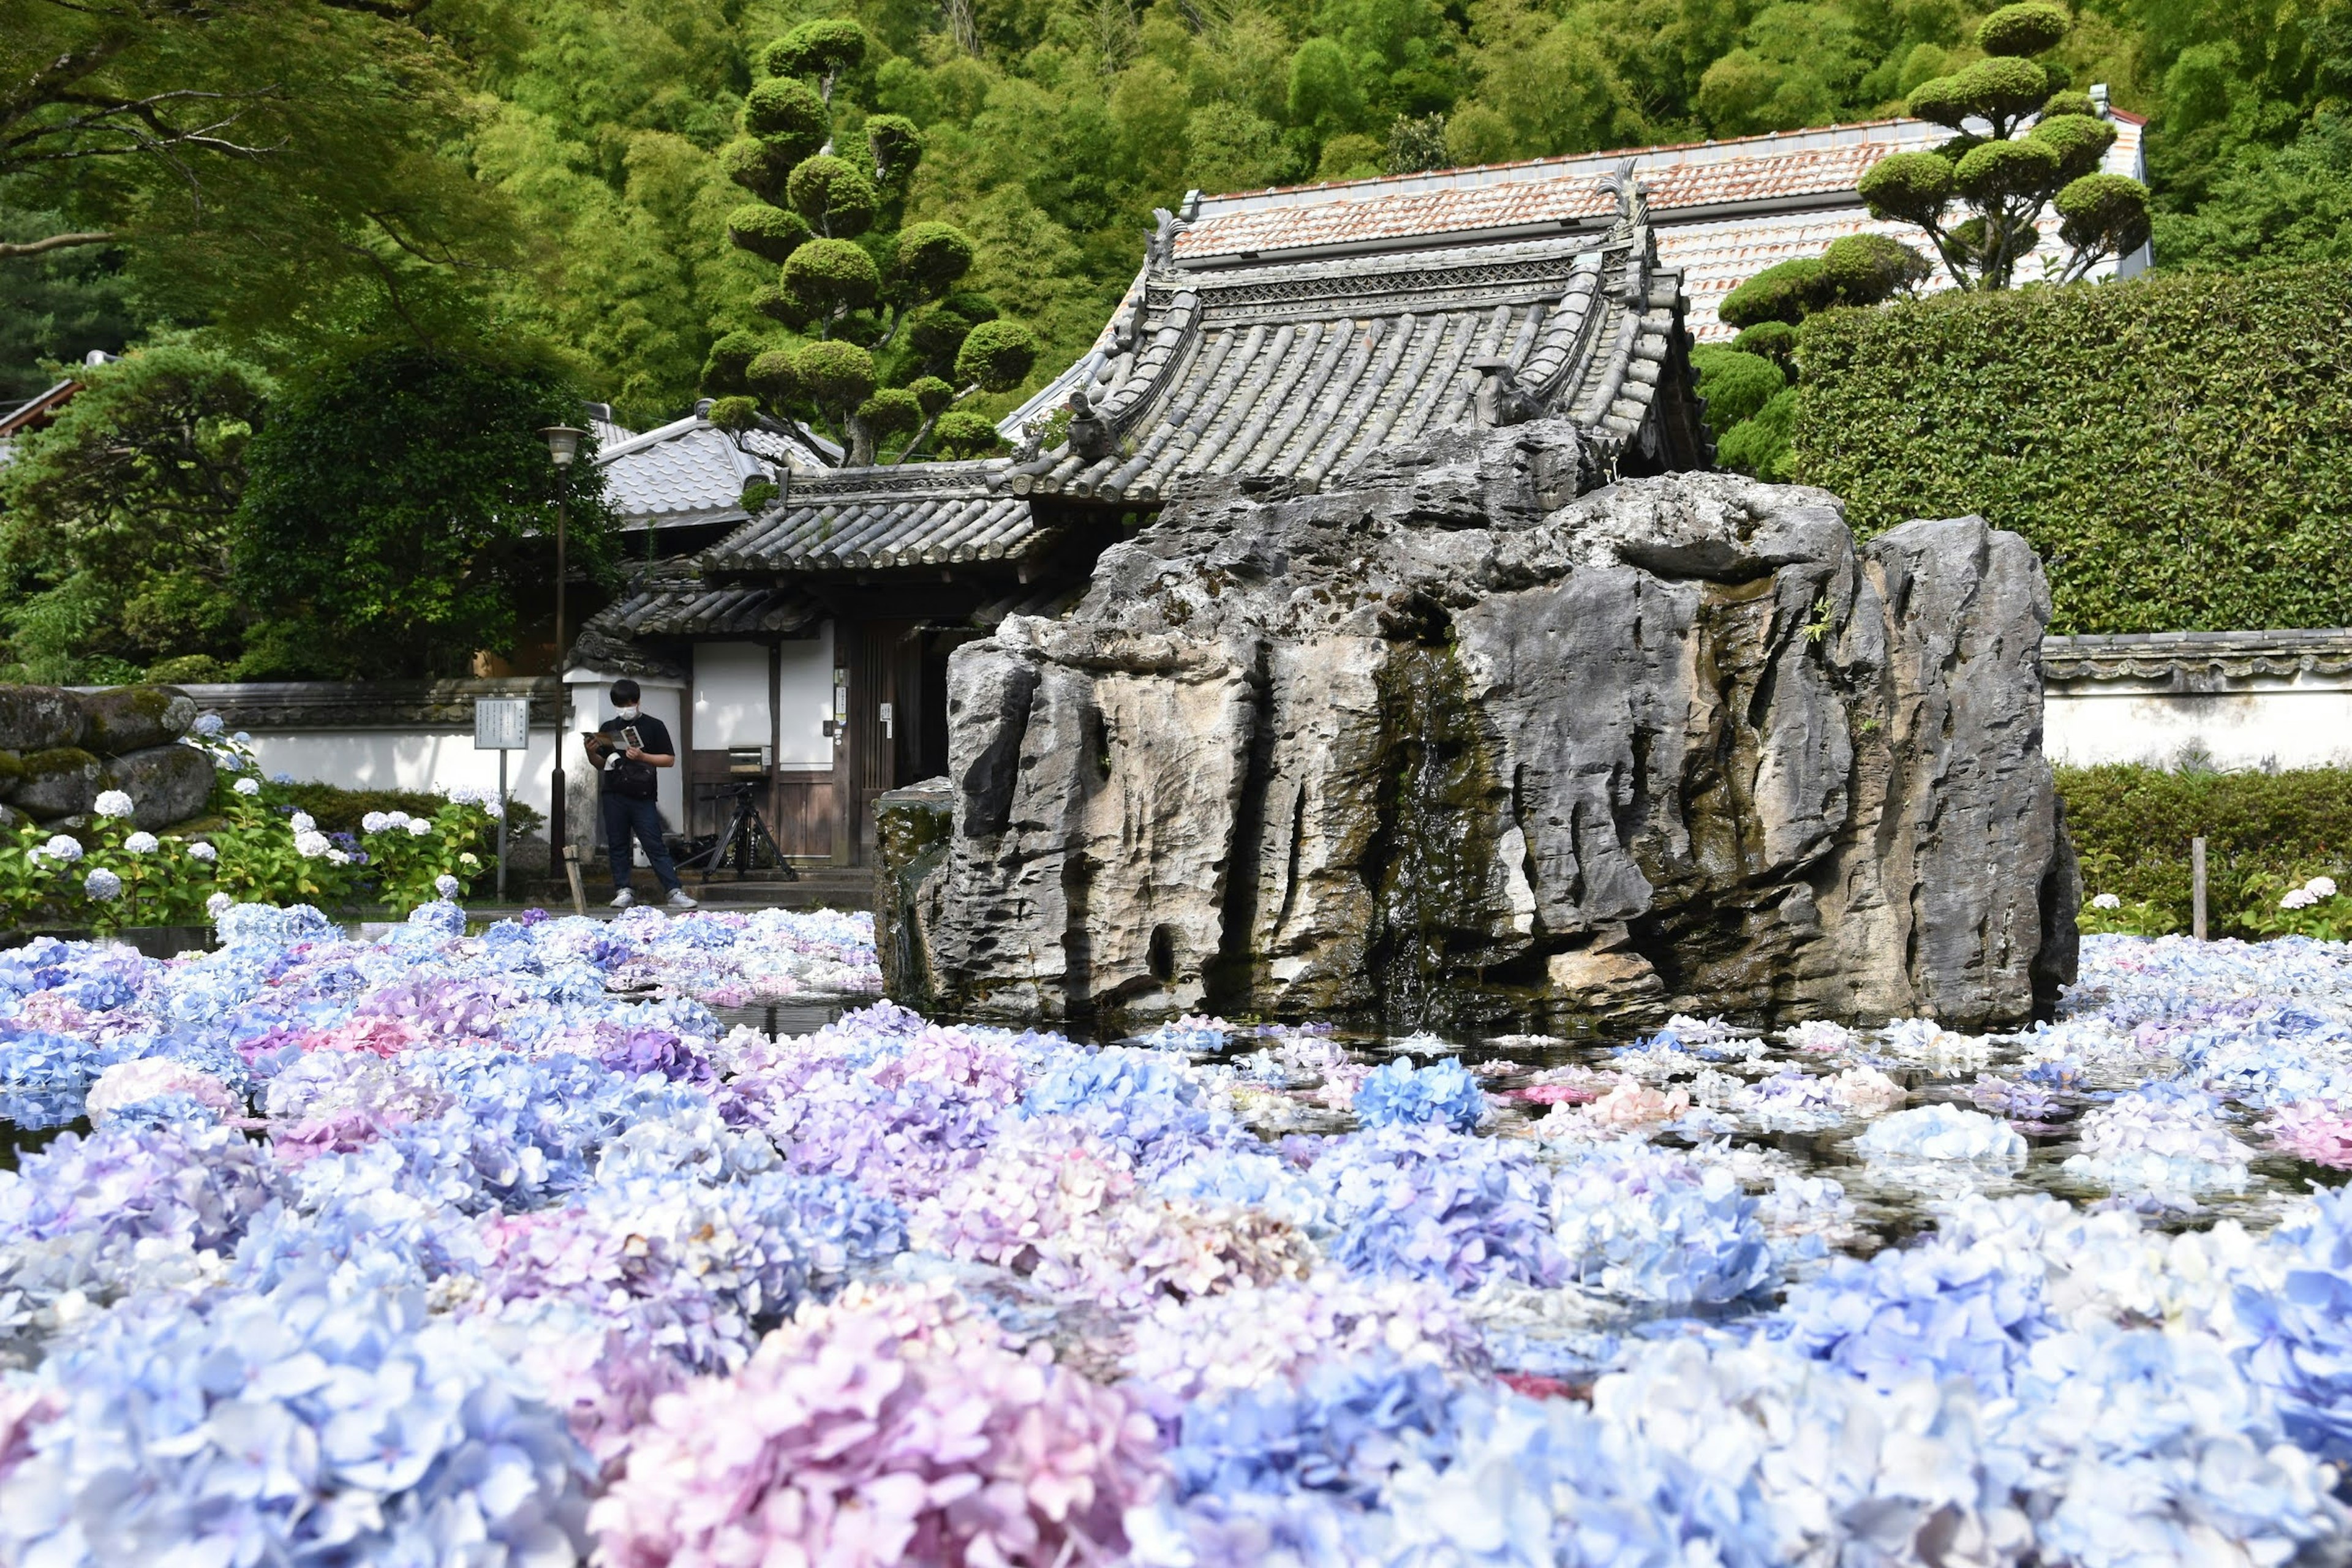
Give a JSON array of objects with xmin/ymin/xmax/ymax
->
[{"xmin": 4, "ymin": 908, "xmax": 2350, "ymax": 1564}]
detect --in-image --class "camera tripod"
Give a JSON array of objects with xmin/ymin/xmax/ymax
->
[{"xmin": 676, "ymin": 778, "xmax": 797, "ymax": 883}]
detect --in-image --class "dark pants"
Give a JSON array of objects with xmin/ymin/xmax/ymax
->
[{"xmin": 601, "ymin": 791, "xmax": 681, "ymax": 894}]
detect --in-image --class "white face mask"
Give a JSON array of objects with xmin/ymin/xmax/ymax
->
[{"xmin": 614, "ymin": 705, "xmax": 640, "ymax": 720}]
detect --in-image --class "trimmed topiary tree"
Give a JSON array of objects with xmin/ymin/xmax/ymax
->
[
  {"xmin": 709, "ymin": 19, "xmax": 1039, "ymax": 466},
  {"xmin": 1858, "ymin": 3, "xmax": 2149, "ymax": 290}
]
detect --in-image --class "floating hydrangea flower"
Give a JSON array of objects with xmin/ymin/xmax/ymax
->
[
  {"xmin": 435, "ymin": 873, "xmax": 462, "ymax": 899},
  {"xmin": 2234, "ymin": 1186, "xmax": 2352, "ymax": 1464},
  {"xmin": 205, "ymin": 890, "xmax": 232, "ymax": 918},
  {"xmin": 1783, "ymin": 1019, "xmax": 1857, "ymax": 1054},
  {"xmin": 2091, "ymin": 892, "xmax": 2123, "ymax": 910},
  {"xmin": 0, "ymin": 1279, "xmax": 594, "ymax": 1564},
  {"xmin": 1855, "ymin": 1103, "xmax": 2027, "ymax": 1164},
  {"xmin": 84, "ymin": 1058, "xmax": 244, "ymax": 1124},
  {"xmin": 2062, "ymin": 1086, "xmax": 2253, "ymax": 1194},
  {"xmin": 89, "ymin": 790, "xmax": 134, "ymax": 820},
  {"xmin": 592, "ymin": 1283, "xmax": 1161, "ymax": 1567},
  {"xmin": 1128, "ymin": 1275, "xmax": 1483, "ymax": 1400},
  {"xmin": 2269, "ymin": 1101, "xmax": 2352, "ymax": 1167},
  {"xmin": 1777, "ymin": 1234, "xmax": 2049, "ymax": 1395},
  {"xmin": 1548, "ymin": 1142, "xmax": 1773, "ymax": 1304},
  {"xmin": 1308, "ymin": 1123, "xmax": 1561, "ymax": 1292},
  {"xmin": 1352, "ymin": 1055, "xmax": 1484, "ymax": 1132}
]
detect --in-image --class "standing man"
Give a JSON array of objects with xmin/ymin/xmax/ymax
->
[{"xmin": 584, "ymin": 678, "xmax": 697, "ymax": 910}]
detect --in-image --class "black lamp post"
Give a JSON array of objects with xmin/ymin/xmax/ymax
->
[{"xmin": 538, "ymin": 424, "xmax": 587, "ymax": 867}]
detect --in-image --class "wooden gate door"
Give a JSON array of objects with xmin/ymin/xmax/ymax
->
[{"xmin": 840, "ymin": 620, "xmax": 918, "ymax": 865}]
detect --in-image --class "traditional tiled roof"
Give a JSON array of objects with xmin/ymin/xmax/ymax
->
[
  {"xmin": 704, "ymin": 463, "xmax": 1033, "ymax": 572},
  {"xmin": 595, "ymin": 409, "xmax": 839, "ymax": 530},
  {"xmin": 1009, "ymin": 192, "xmax": 1703, "ymax": 502},
  {"xmin": 571, "ymin": 565, "xmax": 815, "ymax": 676},
  {"xmin": 1162, "ymin": 115, "xmax": 2147, "ymax": 342},
  {"xmin": 2041, "ymin": 628, "xmax": 2352, "ymax": 685}
]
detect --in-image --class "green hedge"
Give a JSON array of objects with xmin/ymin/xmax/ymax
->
[
  {"xmin": 1795, "ymin": 266, "xmax": 2352, "ymax": 633},
  {"xmin": 2057, "ymin": 763, "xmax": 2352, "ymax": 937},
  {"xmin": 275, "ymin": 782, "xmax": 545, "ymax": 858}
]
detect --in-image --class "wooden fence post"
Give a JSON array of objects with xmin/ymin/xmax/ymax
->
[{"xmin": 2192, "ymin": 836, "xmax": 2208, "ymax": 941}]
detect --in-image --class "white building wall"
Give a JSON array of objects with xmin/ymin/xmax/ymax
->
[
  {"xmin": 2045, "ymin": 680, "xmax": 2352, "ymax": 770},
  {"xmin": 235, "ymin": 729, "xmax": 565, "ymax": 815}
]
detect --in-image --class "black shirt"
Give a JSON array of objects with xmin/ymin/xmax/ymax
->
[{"xmin": 594, "ymin": 712, "xmax": 673, "ymax": 796}]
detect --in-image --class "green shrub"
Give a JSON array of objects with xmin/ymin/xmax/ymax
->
[
  {"xmin": 1796, "ymin": 268, "xmax": 2352, "ymax": 633},
  {"xmin": 2056, "ymin": 763, "xmax": 2352, "ymax": 938},
  {"xmin": 1689, "ymin": 346, "xmax": 1785, "ymax": 434},
  {"xmin": 1717, "ymin": 386, "xmax": 1797, "ymax": 480}
]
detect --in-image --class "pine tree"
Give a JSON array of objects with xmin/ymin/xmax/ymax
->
[{"xmin": 701, "ymin": 20, "xmax": 1038, "ymax": 465}]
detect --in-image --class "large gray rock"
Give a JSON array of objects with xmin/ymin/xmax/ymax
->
[
  {"xmin": 0, "ymin": 687, "xmax": 85, "ymax": 754},
  {"xmin": 13, "ymin": 748, "xmax": 102, "ymax": 821},
  {"xmin": 80, "ymin": 685, "xmax": 197, "ymax": 756},
  {"xmin": 887, "ymin": 420, "xmax": 2077, "ymax": 1032},
  {"xmin": 104, "ymin": 743, "xmax": 216, "ymax": 829}
]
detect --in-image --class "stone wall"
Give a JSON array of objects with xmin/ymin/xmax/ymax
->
[
  {"xmin": 0, "ymin": 685, "xmax": 214, "ymax": 832},
  {"xmin": 880, "ymin": 420, "xmax": 2078, "ymax": 1033}
]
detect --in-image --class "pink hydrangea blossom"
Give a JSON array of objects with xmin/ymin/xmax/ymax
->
[
  {"xmin": 84, "ymin": 1059, "xmax": 246, "ymax": 1124},
  {"xmin": 592, "ymin": 1283, "xmax": 1163, "ymax": 1568},
  {"xmin": 2270, "ymin": 1102, "xmax": 2352, "ymax": 1169}
]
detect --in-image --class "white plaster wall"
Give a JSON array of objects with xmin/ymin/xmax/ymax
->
[
  {"xmin": 778, "ymin": 624, "xmax": 835, "ymax": 771},
  {"xmin": 693, "ymin": 643, "xmax": 773, "ymax": 753},
  {"xmin": 238, "ymin": 729, "xmax": 562, "ymax": 815},
  {"xmin": 2045, "ymin": 682, "xmax": 2352, "ymax": 770}
]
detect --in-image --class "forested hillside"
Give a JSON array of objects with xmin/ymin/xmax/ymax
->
[{"xmin": 9, "ymin": 0, "xmax": 2352, "ymax": 426}]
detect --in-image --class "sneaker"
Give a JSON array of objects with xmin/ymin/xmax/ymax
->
[
  {"xmin": 665, "ymin": 888, "xmax": 698, "ymax": 910},
  {"xmin": 609, "ymin": 889, "xmax": 635, "ymax": 909}
]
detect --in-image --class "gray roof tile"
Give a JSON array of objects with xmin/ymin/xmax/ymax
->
[{"xmin": 703, "ymin": 462, "xmax": 1032, "ymax": 572}]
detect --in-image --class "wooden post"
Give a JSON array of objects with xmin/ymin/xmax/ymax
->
[
  {"xmin": 2192, "ymin": 836, "xmax": 2208, "ymax": 941},
  {"xmin": 562, "ymin": 843, "xmax": 588, "ymax": 918}
]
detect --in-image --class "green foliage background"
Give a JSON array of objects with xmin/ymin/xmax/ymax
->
[
  {"xmin": 9, "ymin": 0, "xmax": 2352, "ymax": 680},
  {"xmin": 1795, "ymin": 265, "xmax": 2352, "ymax": 633},
  {"xmin": 2059, "ymin": 763, "xmax": 2352, "ymax": 938}
]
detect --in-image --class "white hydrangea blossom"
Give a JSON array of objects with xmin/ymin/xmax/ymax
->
[
  {"xmin": 42, "ymin": 835, "xmax": 82, "ymax": 864},
  {"xmin": 361, "ymin": 812, "xmax": 391, "ymax": 834},
  {"xmin": 186, "ymin": 842, "xmax": 217, "ymax": 863},
  {"xmin": 91, "ymin": 790, "xmax": 134, "ymax": 820},
  {"xmin": 123, "ymin": 832, "xmax": 159, "ymax": 854},
  {"xmin": 404, "ymin": 818, "xmax": 432, "ymax": 837},
  {"xmin": 434, "ymin": 875, "xmax": 461, "ymax": 900},
  {"xmin": 293, "ymin": 830, "xmax": 333, "ymax": 859},
  {"xmin": 205, "ymin": 891, "xmax": 234, "ymax": 919},
  {"xmin": 288, "ymin": 811, "xmax": 315, "ymax": 833},
  {"xmin": 2091, "ymin": 893, "xmax": 2122, "ymax": 910},
  {"xmin": 233, "ymin": 778, "xmax": 261, "ymax": 796}
]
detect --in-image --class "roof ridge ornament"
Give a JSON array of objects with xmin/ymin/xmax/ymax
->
[
  {"xmin": 1596, "ymin": 157, "xmax": 1650, "ymax": 242},
  {"xmin": 1147, "ymin": 206, "xmax": 1191, "ymax": 271}
]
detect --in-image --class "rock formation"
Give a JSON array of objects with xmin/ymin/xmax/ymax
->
[
  {"xmin": 0, "ymin": 685, "xmax": 214, "ymax": 834},
  {"xmin": 879, "ymin": 420, "xmax": 2078, "ymax": 1033}
]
